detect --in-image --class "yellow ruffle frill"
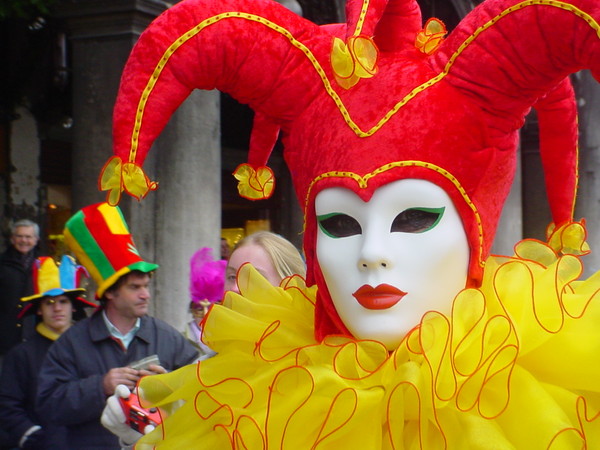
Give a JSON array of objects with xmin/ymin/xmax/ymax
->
[{"xmin": 136, "ymin": 236, "xmax": 600, "ymax": 449}]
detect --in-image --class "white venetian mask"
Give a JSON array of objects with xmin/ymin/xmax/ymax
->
[{"xmin": 315, "ymin": 178, "xmax": 470, "ymax": 350}]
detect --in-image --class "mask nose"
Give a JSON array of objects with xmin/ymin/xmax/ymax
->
[
  {"xmin": 358, "ymin": 257, "xmax": 391, "ymax": 270},
  {"xmin": 358, "ymin": 229, "xmax": 392, "ymax": 271}
]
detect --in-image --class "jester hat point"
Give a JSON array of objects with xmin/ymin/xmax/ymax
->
[
  {"xmin": 100, "ymin": 0, "xmax": 600, "ymax": 337},
  {"xmin": 64, "ymin": 202, "xmax": 158, "ymax": 299},
  {"xmin": 19, "ymin": 255, "xmax": 96, "ymax": 319}
]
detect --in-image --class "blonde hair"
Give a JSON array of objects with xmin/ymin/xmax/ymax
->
[{"xmin": 234, "ymin": 231, "xmax": 306, "ymax": 280}]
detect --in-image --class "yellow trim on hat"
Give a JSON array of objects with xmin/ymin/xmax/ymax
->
[
  {"xmin": 96, "ymin": 266, "xmax": 132, "ymax": 299},
  {"xmin": 21, "ymin": 288, "xmax": 85, "ymax": 303},
  {"xmin": 128, "ymin": 1, "xmax": 600, "ymax": 168},
  {"xmin": 304, "ymin": 160, "xmax": 485, "ymax": 269},
  {"xmin": 129, "ymin": 12, "xmax": 328, "ymax": 164},
  {"xmin": 354, "ymin": 0, "xmax": 370, "ymax": 36},
  {"xmin": 572, "ymin": 115, "xmax": 580, "ymax": 220},
  {"xmin": 96, "ymin": 262, "xmax": 158, "ymax": 299}
]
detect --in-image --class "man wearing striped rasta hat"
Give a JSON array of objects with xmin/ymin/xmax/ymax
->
[{"xmin": 36, "ymin": 202, "xmax": 199, "ymax": 449}]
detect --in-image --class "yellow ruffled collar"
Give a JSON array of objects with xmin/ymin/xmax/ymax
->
[{"xmin": 137, "ymin": 228, "xmax": 600, "ymax": 449}]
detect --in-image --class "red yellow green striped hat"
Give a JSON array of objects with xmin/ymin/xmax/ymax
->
[{"xmin": 63, "ymin": 202, "xmax": 158, "ymax": 299}]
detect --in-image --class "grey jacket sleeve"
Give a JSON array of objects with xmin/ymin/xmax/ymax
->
[{"xmin": 171, "ymin": 329, "xmax": 201, "ymax": 368}]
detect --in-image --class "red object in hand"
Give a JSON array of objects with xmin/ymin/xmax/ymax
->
[{"xmin": 119, "ymin": 391, "xmax": 161, "ymax": 433}]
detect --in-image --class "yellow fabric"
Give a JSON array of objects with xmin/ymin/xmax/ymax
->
[
  {"xmin": 136, "ymin": 237, "xmax": 600, "ymax": 449},
  {"xmin": 331, "ymin": 36, "xmax": 378, "ymax": 90},
  {"xmin": 546, "ymin": 221, "xmax": 590, "ymax": 256},
  {"xmin": 35, "ymin": 258, "xmax": 61, "ymax": 295},
  {"xmin": 20, "ymin": 257, "xmax": 85, "ymax": 302},
  {"xmin": 233, "ymin": 164, "xmax": 275, "ymax": 200},
  {"xmin": 98, "ymin": 202, "xmax": 130, "ymax": 235},
  {"xmin": 99, "ymin": 156, "xmax": 126, "ymax": 206},
  {"xmin": 415, "ymin": 18, "xmax": 447, "ymax": 55},
  {"xmin": 99, "ymin": 156, "xmax": 158, "ymax": 206},
  {"xmin": 36, "ymin": 322, "xmax": 61, "ymax": 342}
]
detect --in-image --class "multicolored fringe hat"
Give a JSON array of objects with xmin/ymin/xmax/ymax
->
[
  {"xmin": 19, "ymin": 255, "xmax": 96, "ymax": 319},
  {"xmin": 189, "ymin": 247, "xmax": 226, "ymax": 305},
  {"xmin": 64, "ymin": 202, "xmax": 158, "ymax": 299},
  {"xmin": 98, "ymin": 0, "xmax": 600, "ymax": 338}
]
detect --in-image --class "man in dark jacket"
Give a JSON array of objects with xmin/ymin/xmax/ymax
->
[
  {"xmin": 36, "ymin": 203, "xmax": 199, "ymax": 449},
  {"xmin": 0, "ymin": 255, "xmax": 96, "ymax": 449},
  {"xmin": 0, "ymin": 219, "xmax": 40, "ymax": 363}
]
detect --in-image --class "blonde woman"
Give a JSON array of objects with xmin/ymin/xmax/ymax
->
[{"xmin": 224, "ymin": 231, "xmax": 306, "ymax": 293}]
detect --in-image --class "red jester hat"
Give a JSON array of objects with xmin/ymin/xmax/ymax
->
[{"xmin": 100, "ymin": 0, "xmax": 600, "ymax": 339}]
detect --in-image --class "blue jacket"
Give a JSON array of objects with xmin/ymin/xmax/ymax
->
[
  {"xmin": 36, "ymin": 311, "xmax": 199, "ymax": 449},
  {"xmin": 0, "ymin": 246, "xmax": 39, "ymax": 354},
  {"xmin": 0, "ymin": 329, "xmax": 67, "ymax": 449}
]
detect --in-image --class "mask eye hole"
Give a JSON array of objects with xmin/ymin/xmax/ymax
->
[
  {"xmin": 317, "ymin": 213, "xmax": 362, "ymax": 238},
  {"xmin": 391, "ymin": 207, "xmax": 445, "ymax": 233}
]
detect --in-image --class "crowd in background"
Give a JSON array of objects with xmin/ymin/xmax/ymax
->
[{"xmin": 0, "ymin": 207, "xmax": 306, "ymax": 450}]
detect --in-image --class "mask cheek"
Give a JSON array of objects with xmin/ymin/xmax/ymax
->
[
  {"xmin": 318, "ymin": 243, "xmax": 365, "ymax": 322},
  {"xmin": 317, "ymin": 232, "xmax": 361, "ymax": 278}
]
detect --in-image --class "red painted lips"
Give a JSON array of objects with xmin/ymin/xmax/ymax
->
[{"xmin": 352, "ymin": 284, "xmax": 407, "ymax": 310}]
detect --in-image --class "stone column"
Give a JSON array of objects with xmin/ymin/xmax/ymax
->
[
  {"xmin": 574, "ymin": 70, "xmax": 600, "ymax": 276},
  {"xmin": 521, "ymin": 114, "xmax": 552, "ymax": 242},
  {"xmin": 491, "ymin": 147, "xmax": 522, "ymax": 255},
  {"xmin": 136, "ymin": 90, "xmax": 221, "ymax": 327},
  {"xmin": 8, "ymin": 108, "xmax": 42, "ymax": 220},
  {"xmin": 63, "ymin": 0, "xmax": 221, "ymax": 329},
  {"xmin": 62, "ymin": 0, "xmax": 168, "ymax": 209}
]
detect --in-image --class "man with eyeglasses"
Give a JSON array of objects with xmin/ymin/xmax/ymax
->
[{"xmin": 0, "ymin": 219, "xmax": 41, "ymax": 368}]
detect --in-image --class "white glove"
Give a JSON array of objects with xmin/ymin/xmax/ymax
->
[{"xmin": 101, "ymin": 384, "xmax": 144, "ymax": 447}]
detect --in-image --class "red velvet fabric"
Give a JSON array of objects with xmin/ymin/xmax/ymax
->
[{"xmin": 107, "ymin": 0, "xmax": 600, "ymax": 340}]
